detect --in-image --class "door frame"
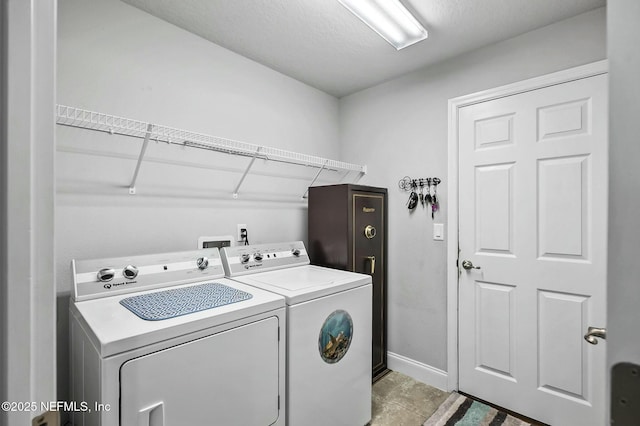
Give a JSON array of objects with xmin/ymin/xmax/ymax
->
[{"xmin": 446, "ymin": 60, "xmax": 608, "ymax": 392}]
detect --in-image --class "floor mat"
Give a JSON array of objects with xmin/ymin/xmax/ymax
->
[{"xmin": 423, "ymin": 392, "xmax": 531, "ymax": 426}]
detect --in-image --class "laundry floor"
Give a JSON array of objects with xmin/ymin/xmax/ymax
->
[{"xmin": 370, "ymin": 371, "xmax": 450, "ymax": 425}]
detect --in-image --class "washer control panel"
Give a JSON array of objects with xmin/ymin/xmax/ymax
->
[
  {"xmin": 72, "ymin": 248, "xmax": 225, "ymax": 301},
  {"xmin": 221, "ymin": 241, "xmax": 309, "ymax": 276}
]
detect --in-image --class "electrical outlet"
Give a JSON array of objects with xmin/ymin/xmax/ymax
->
[{"xmin": 237, "ymin": 224, "xmax": 247, "ymax": 242}]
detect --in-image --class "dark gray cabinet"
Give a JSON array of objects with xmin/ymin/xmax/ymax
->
[{"xmin": 308, "ymin": 184, "xmax": 388, "ymax": 382}]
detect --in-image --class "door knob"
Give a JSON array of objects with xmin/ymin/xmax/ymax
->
[
  {"xmin": 365, "ymin": 256, "xmax": 376, "ymax": 275},
  {"xmin": 461, "ymin": 260, "xmax": 481, "ymax": 270},
  {"xmin": 584, "ymin": 326, "xmax": 606, "ymax": 345}
]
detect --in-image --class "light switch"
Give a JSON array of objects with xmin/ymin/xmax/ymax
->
[{"xmin": 433, "ymin": 223, "xmax": 444, "ymax": 241}]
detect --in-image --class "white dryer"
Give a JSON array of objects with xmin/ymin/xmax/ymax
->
[
  {"xmin": 221, "ymin": 241, "xmax": 372, "ymax": 426},
  {"xmin": 69, "ymin": 248, "xmax": 286, "ymax": 426}
]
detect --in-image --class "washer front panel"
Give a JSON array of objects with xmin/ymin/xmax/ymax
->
[
  {"xmin": 120, "ymin": 317, "xmax": 280, "ymax": 426},
  {"xmin": 70, "ymin": 306, "xmax": 287, "ymax": 426},
  {"xmin": 287, "ymin": 285, "xmax": 372, "ymax": 426}
]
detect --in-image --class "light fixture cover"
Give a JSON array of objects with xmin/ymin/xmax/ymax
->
[{"xmin": 338, "ymin": 0, "xmax": 428, "ymax": 50}]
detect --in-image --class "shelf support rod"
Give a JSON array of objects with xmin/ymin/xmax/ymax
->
[
  {"xmin": 302, "ymin": 160, "xmax": 329, "ymax": 199},
  {"xmin": 233, "ymin": 147, "xmax": 262, "ymax": 199},
  {"xmin": 352, "ymin": 165, "xmax": 368, "ymax": 184},
  {"xmin": 129, "ymin": 123, "xmax": 154, "ymax": 195}
]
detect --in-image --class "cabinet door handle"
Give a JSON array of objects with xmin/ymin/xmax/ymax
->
[{"xmin": 365, "ymin": 256, "xmax": 376, "ymax": 275}]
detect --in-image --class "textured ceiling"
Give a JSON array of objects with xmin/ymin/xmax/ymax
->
[{"xmin": 122, "ymin": 0, "xmax": 606, "ymax": 97}]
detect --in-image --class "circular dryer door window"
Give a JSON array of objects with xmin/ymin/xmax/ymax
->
[{"xmin": 318, "ymin": 310, "xmax": 353, "ymax": 364}]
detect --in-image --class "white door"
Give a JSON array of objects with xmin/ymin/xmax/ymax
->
[{"xmin": 458, "ymin": 74, "xmax": 607, "ymax": 426}]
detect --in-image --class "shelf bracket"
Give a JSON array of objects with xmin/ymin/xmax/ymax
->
[
  {"xmin": 302, "ymin": 160, "xmax": 329, "ymax": 199},
  {"xmin": 232, "ymin": 147, "xmax": 262, "ymax": 199},
  {"xmin": 129, "ymin": 123, "xmax": 154, "ymax": 195},
  {"xmin": 353, "ymin": 165, "xmax": 368, "ymax": 184}
]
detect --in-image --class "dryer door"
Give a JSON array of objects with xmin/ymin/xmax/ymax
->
[{"xmin": 120, "ymin": 316, "xmax": 280, "ymax": 425}]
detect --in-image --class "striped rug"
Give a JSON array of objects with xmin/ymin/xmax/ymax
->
[{"xmin": 423, "ymin": 392, "xmax": 531, "ymax": 426}]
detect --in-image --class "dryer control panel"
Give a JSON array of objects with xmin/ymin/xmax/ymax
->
[
  {"xmin": 72, "ymin": 248, "xmax": 225, "ymax": 301},
  {"xmin": 221, "ymin": 241, "xmax": 309, "ymax": 276}
]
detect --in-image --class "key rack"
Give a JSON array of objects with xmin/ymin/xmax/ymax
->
[
  {"xmin": 398, "ymin": 176, "xmax": 442, "ymax": 218},
  {"xmin": 56, "ymin": 105, "xmax": 367, "ymax": 199}
]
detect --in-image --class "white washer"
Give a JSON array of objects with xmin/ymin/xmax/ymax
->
[
  {"xmin": 221, "ymin": 241, "xmax": 372, "ymax": 426},
  {"xmin": 69, "ymin": 248, "xmax": 286, "ymax": 426}
]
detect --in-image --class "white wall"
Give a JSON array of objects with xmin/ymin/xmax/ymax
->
[
  {"xmin": 607, "ymin": 0, "xmax": 640, "ymax": 420},
  {"xmin": 56, "ymin": 0, "xmax": 341, "ymax": 408},
  {"xmin": 339, "ymin": 8, "xmax": 607, "ymax": 372}
]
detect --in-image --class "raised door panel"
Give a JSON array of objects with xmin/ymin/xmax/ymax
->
[
  {"xmin": 537, "ymin": 98, "xmax": 590, "ymax": 141},
  {"xmin": 475, "ymin": 163, "xmax": 515, "ymax": 256},
  {"xmin": 538, "ymin": 291, "xmax": 590, "ymax": 401},
  {"xmin": 475, "ymin": 114, "xmax": 515, "ymax": 150},
  {"xmin": 538, "ymin": 155, "xmax": 590, "ymax": 260},
  {"xmin": 475, "ymin": 281, "xmax": 516, "ymax": 380}
]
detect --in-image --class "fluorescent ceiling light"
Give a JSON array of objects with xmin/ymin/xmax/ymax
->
[{"xmin": 338, "ymin": 0, "xmax": 428, "ymax": 50}]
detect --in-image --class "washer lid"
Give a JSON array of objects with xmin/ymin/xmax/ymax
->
[
  {"xmin": 231, "ymin": 265, "xmax": 371, "ymax": 304},
  {"xmin": 251, "ymin": 267, "xmax": 342, "ymax": 290}
]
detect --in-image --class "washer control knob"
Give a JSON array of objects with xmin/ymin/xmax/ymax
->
[
  {"xmin": 197, "ymin": 257, "xmax": 209, "ymax": 270},
  {"xmin": 254, "ymin": 252, "xmax": 263, "ymax": 262},
  {"xmin": 123, "ymin": 265, "xmax": 139, "ymax": 279},
  {"xmin": 97, "ymin": 268, "xmax": 115, "ymax": 282},
  {"xmin": 240, "ymin": 253, "xmax": 251, "ymax": 264},
  {"xmin": 292, "ymin": 248, "xmax": 301, "ymax": 257}
]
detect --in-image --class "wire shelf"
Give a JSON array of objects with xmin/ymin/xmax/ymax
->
[{"xmin": 56, "ymin": 104, "xmax": 367, "ymax": 197}]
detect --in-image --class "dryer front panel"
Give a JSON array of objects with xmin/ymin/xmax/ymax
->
[{"xmin": 120, "ymin": 316, "xmax": 280, "ymax": 425}]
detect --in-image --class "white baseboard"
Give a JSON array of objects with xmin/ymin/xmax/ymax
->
[{"xmin": 387, "ymin": 352, "xmax": 448, "ymax": 391}]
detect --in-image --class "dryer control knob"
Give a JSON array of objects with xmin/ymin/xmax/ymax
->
[
  {"xmin": 123, "ymin": 265, "xmax": 139, "ymax": 279},
  {"xmin": 254, "ymin": 252, "xmax": 263, "ymax": 262},
  {"xmin": 292, "ymin": 248, "xmax": 301, "ymax": 257},
  {"xmin": 197, "ymin": 257, "xmax": 209, "ymax": 270},
  {"xmin": 97, "ymin": 268, "xmax": 115, "ymax": 282},
  {"xmin": 240, "ymin": 253, "xmax": 251, "ymax": 264}
]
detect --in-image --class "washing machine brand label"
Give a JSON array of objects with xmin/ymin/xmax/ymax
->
[
  {"xmin": 103, "ymin": 280, "xmax": 137, "ymax": 289},
  {"xmin": 318, "ymin": 310, "xmax": 353, "ymax": 364},
  {"xmin": 244, "ymin": 263, "xmax": 263, "ymax": 270}
]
